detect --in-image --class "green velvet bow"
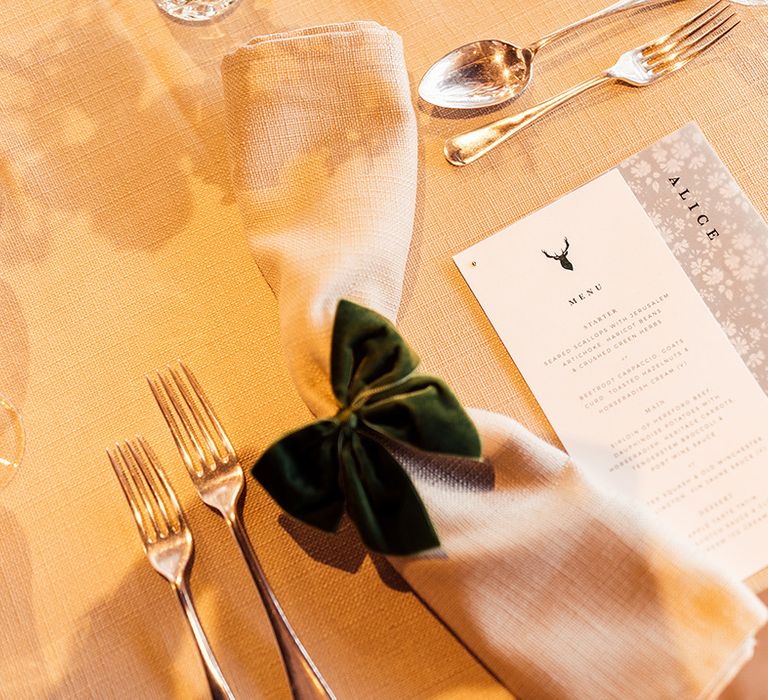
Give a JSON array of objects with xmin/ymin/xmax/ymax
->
[{"xmin": 252, "ymin": 299, "xmax": 482, "ymax": 556}]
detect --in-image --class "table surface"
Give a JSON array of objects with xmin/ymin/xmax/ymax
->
[{"xmin": 1, "ymin": 0, "xmax": 767, "ymax": 697}]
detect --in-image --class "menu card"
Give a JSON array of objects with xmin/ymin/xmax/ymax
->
[{"xmin": 455, "ymin": 125, "xmax": 768, "ymax": 581}]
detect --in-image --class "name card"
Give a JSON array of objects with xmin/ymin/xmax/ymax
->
[{"xmin": 455, "ymin": 167, "xmax": 768, "ymax": 581}]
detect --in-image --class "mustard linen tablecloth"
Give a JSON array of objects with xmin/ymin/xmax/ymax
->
[{"xmin": 1, "ymin": 0, "xmax": 767, "ymax": 697}]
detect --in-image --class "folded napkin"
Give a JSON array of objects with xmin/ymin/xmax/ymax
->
[{"xmin": 222, "ymin": 22, "xmax": 766, "ymax": 699}]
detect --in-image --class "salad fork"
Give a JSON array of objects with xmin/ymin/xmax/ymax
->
[
  {"xmin": 107, "ymin": 437, "xmax": 234, "ymax": 700},
  {"xmin": 147, "ymin": 361, "xmax": 334, "ymax": 700},
  {"xmin": 445, "ymin": 0, "xmax": 739, "ymax": 165}
]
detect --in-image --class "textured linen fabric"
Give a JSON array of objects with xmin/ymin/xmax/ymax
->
[
  {"xmin": 222, "ymin": 21, "xmax": 767, "ymax": 699},
  {"xmin": 0, "ymin": 5, "xmax": 515, "ymax": 698},
  {"xmin": 223, "ymin": 22, "xmax": 417, "ymax": 418},
  {"xmin": 2, "ymin": 0, "xmax": 768, "ymax": 697}
]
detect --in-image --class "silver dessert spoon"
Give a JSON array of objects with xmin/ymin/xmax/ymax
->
[
  {"xmin": 444, "ymin": 1, "xmax": 737, "ymax": 164},
  {"xmin": 419, "ymin": 0, "xmax": 679, "ymax": 109}
]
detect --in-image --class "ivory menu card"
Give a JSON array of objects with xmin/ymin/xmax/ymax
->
[{"xmin": 455, "ymin": 136, "xmax": 768, "ymax": 581}]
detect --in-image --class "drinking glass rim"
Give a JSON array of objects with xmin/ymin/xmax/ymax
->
[{"xmin": 0, "ymin": 394, "xmax": 24, "ymax": 478}]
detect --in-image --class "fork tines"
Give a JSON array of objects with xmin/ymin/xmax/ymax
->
[
  {"xmin": 146, "ymin": 361, "xmax": 236, "ymax": 479},
  {"xmin": 644, "ymin": 1, "xmax": 739, "ymax": 67},
  {"xmin": 107, "ymin": 437, "xmax": 184, "ymax": 544}
]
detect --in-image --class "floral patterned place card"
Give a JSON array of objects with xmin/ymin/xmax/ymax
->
[
  {"xmin": 454, "ymin": 129, "xmax": 768, "ymax": 582},
  {"xmin": 618, "ymin": 122, "xmax": 768, "ymax": 391}
]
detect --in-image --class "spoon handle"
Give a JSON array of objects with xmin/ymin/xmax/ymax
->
[
  {"xmin": 530, "ymin": 0, "xmax": 677, "ymax": 52},
  {"xmin": 444, "ymin": 74, "xmax": 613, "ymax": 166}
]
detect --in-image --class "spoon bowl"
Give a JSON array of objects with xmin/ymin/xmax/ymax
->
[
  {"xmin": 418, "ymin": 0, "xmax": 687, "ymax": 110},
  {"xmin": 418, "ymin": 40, "xmax": 534, "ymax": 110}
]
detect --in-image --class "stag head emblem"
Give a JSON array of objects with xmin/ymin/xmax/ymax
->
[{"xmin": 542, "ymin": 237, "xmax": 573, "ymax": 271}]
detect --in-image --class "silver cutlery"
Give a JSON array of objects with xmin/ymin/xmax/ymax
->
[
  {"xmin": 107, "ymin": 437, "xmax": 235, "ymax": 700},
  {"xmin": 444, "ymin": 1, "xmax": 738, "ymax": 166},
  {"xmin": 147, "ymin": 361, "xmax": 334, "ymax": 700},
  {"xmin": 419, "ymin": 0, "xmax": 681, "ymax": 109}
]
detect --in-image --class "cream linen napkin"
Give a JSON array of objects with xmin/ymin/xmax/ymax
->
[{"xmin": 222, "ymin": 22, "xmax": 767, "ymax": 699}]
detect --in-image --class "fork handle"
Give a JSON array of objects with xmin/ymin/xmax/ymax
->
[
  {"xmin": 175, "ymin": 582, "xmax": 236, "ymax": 700},
  {"xmin": 226, "ymin": 513, "xmax": 335, "ymax": 700},
  {"xmin": 444, "ymin": 73, "xmax": 613, "ymax": 166}
]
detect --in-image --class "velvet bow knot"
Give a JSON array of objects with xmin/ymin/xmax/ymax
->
[{"xmin": 252, "ymin": 300, "xmax": 482, "ymax": 555}]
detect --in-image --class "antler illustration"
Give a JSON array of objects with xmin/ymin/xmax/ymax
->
[{"xmin": 542, "ymin": 237, "xmax": 573, "ymax": 271}]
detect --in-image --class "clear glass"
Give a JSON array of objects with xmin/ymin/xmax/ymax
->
[
  {"xmin": 154, "ymin": 0, "xmax": 243, "ymax": 22},
  {"xmin": 0, "ymin": 395, "xmax": 24, "ymax": 488}
]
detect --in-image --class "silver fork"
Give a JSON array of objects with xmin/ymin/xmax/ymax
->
[
  {"xmin": 147, "ymin": 361, "xmax": 334, "ymax": 700},
  {"xmin": 445, "ymin": 0, "xmax": 739, "ymax": 165},
  {"xmin": 107, "ymin": 437, "xmax": 235, "ymax": 700}
]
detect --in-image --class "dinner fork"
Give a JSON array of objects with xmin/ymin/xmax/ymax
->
[
  {"xmin": 147, "ymin": 361, "xmax": 334, "ymax": 700},
  {"xmin": 445, "ymin": 0, "xmax": 739, "ymax": 165},
  {"xmin": 107, "ymin": 437, "xmax": 234, "ymax": 700}
]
